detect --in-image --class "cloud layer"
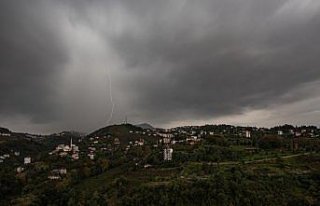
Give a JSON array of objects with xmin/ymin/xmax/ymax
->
[{"xmin": 1, "ymin": 0, "xmax": 320, "ymax": 133}]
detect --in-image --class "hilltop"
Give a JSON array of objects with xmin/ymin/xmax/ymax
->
[
  {"xmin": 89, "ymin": 124, "xmax": 142, "ymax": 136},
  {"xmin": 88, "ymin": 124, "xmax": 147, "ymax": 144}
]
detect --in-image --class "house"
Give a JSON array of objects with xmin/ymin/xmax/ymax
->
[
  {"xmin": 24, "ymin": 157, "xmax": 31, "ymax": 164},
  {"xmin": 114, "ymin": 138, "xmax": 120, "ymax": 145},
  {"xmin": 48, "ymin": 168, "xmax": 67, "ymax": 180},
  {"xmin": 136, "ymin": 139, "xmax": 144, "ymax": 146},
  {"xmin": 72, "ymin": 145, "xmax": 79, "ymax": 152},
  {"xmin": 72, "ymin": 153, "xmax": 79, "ymax": 160},
  {"xmin": 53, "ymin": 138, "xmax": 78, "ymax": 154},
  {"xmin": 163, "ymin": 137, "xmax": 171, "ymax": 144},
  {"xmin": 59, "ymin": 152, "xmax": 68, "ymax": 157},
  {"xmin": 164, "ymin": 148, "xmax": 173, "ymax": 161},
  {"xmin": 63, "ymin": 145, "xmax": 71, "ymax": 152},
  {"xmin": 16, "ymin": 167, "xmax": 25, "ymax": 173},
  {"xmin": 58, "ymin": 168, "xmax": 67, "ymax": 175},
  {"xmin": 48, "ymin": 175, "xmax": 61, "ymax": 180},
  {"xmin": 88, "ymin": 153, "xmax": 95, "ymax": 160},
  {"xmin": 278, "ymin": 130, "xmax": 283, "ymax": 136},
  {"xmin": 158, "ymin": 133, "xmax": 174, "ymax": 138},
  {"xmin": 245, "ymin": 130, "xmax": 251, "ymax": 138},
  {"xmin": 88, "ymin": 147, "xmax": 96, "ymax": 151}
]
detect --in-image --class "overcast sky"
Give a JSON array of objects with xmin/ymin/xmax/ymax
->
[{"xmin": 1, "ymin": 0, "xmax": 320, "ymax": 133}]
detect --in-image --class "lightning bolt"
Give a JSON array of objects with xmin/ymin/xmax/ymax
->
[{"xmin": 106, "ymin": 68, "xmax": 115, "ymax": 125}]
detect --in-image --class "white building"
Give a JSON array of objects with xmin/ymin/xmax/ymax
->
[
  {"xmin": 51, "ymin": 137, "xmax": 79, "ymax": 156},
  {"xmin": 48, "ymin": 168, "xmax": 67, "ymax": 180},
  {"xmin": 245, "ymin": 131, "xmax": 251, "ymax": 138},
  {"xmin": 163, "ymin": 137, "xmax": 171, "ymax": 144},
  {"xmin": 158, "ymin": 133, "xmax": 174, "ymax": 138},
  {"xmin": 164, "ymin": 148, "xmax": 173, "ymax": 161},
  {"xmin": 72, "ymin": 145, "xmax": 79, "ymax": 152},
  {"xmin": 72, "ymin": 153, "xmax": 79, "ymax": 160},
  {"xmin": 88, "ymin": 153, "xmax": 95, "ymax": 160},
  {"xmin": 59, "ymin": 152, "xmax": 68, "ymax": 157},
  {"xmin": 48, "ymin": 175, "xmax": 61, "ymax": 180},
  {"xmin": 114, "ymin": 138, "xmax": 120, "ymax": 145},
  {"xmin": 138, "ymin": 139, "xmax": 144, "ymax": 146},
  {"xmin": 278, "ymin": 130, "xmax": 283, "ymax": 136},
  {"xmin": 24, "ymin": 157, "xmax": 31, "ymax": 164},
  {"xmin": 58, "ymin": 168, "xmax": 67, "ymax": 175},
  {"xmin": 88, "ymin": 147, "xmax": 96, "ymax": 151},
  {"xmin": 16, "ymin": 167, "xmax": 25, "ymax": 173}
]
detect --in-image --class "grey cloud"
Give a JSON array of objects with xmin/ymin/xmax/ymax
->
[
  {"xmin": 0, "ymin": 1, "xmax": 68, "ymax": 123},
  {"xmin": 1, "ymin": 0, "xmax": 320, "ymax": 132},
  {"xmin": 94, "ymin": 0, "xmax": 320, "ymax": 124}
]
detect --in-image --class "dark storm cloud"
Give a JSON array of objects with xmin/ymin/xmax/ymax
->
[
  {"xmin": 0, "ymin": 1, "xmax": 68, "ymax": 123},
  {"xmin": 1, "ymin": 0, "xmax": 320, "ymax": 132},
  {"xmin": 98, "ymin": 0, "xmax": 320, "ymax": 124}
]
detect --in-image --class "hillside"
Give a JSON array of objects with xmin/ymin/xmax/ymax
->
[
  {"xmin": 0, "ymin": 127, "xmax": 11, "ymax": 133},
  {"xmin": 1, "ymin": 124, "xmax": 320, "ymax": 205}
]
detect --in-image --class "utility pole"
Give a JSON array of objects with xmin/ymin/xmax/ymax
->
[{"xmin": 124, "ymin": 116, "xmax": 128, "ymax": 124}]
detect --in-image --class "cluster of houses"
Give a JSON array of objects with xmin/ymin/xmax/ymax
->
[
  {"xmin": 0, "ymin": 150, "xmax": 32, "ymax": 175},
  {"xmin": 86, "ymin": 135, "xmax": 116, "ymax": 160},
  {"xmin": 0, "ymin": 150, "xmax": 30, "ymax": 164},
  {"xmin": 49, "ymin": 138, "xmax": 79, "ymax": 160},
  {"xmin": 2, "ymin": 124, "xmax": 318, "ymax": 182},
  {"xmin": 0, "ymin": 132, "xmax": 11, "ymax": 137},
  {"xmin": 163, "ymin": 148, "xmax": 173, "ymax": 161}
]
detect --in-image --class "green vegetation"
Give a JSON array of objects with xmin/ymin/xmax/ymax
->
[{"xmin": 1, "ymin": 124, "xmax": 320, "ymax": 205}]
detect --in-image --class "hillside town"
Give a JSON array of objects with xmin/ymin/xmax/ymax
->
[{"xmin": 1, "ymin": 124, "xmax": 320, "ymax": 205}]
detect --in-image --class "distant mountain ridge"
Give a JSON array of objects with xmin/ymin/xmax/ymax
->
[
  {"xmin": 51, "ymin": 131, "xmax": 86, "ymax": 137},
  {"xmin": 135, "ymin": 123, "xmax": 155, "ymax": 130}
]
